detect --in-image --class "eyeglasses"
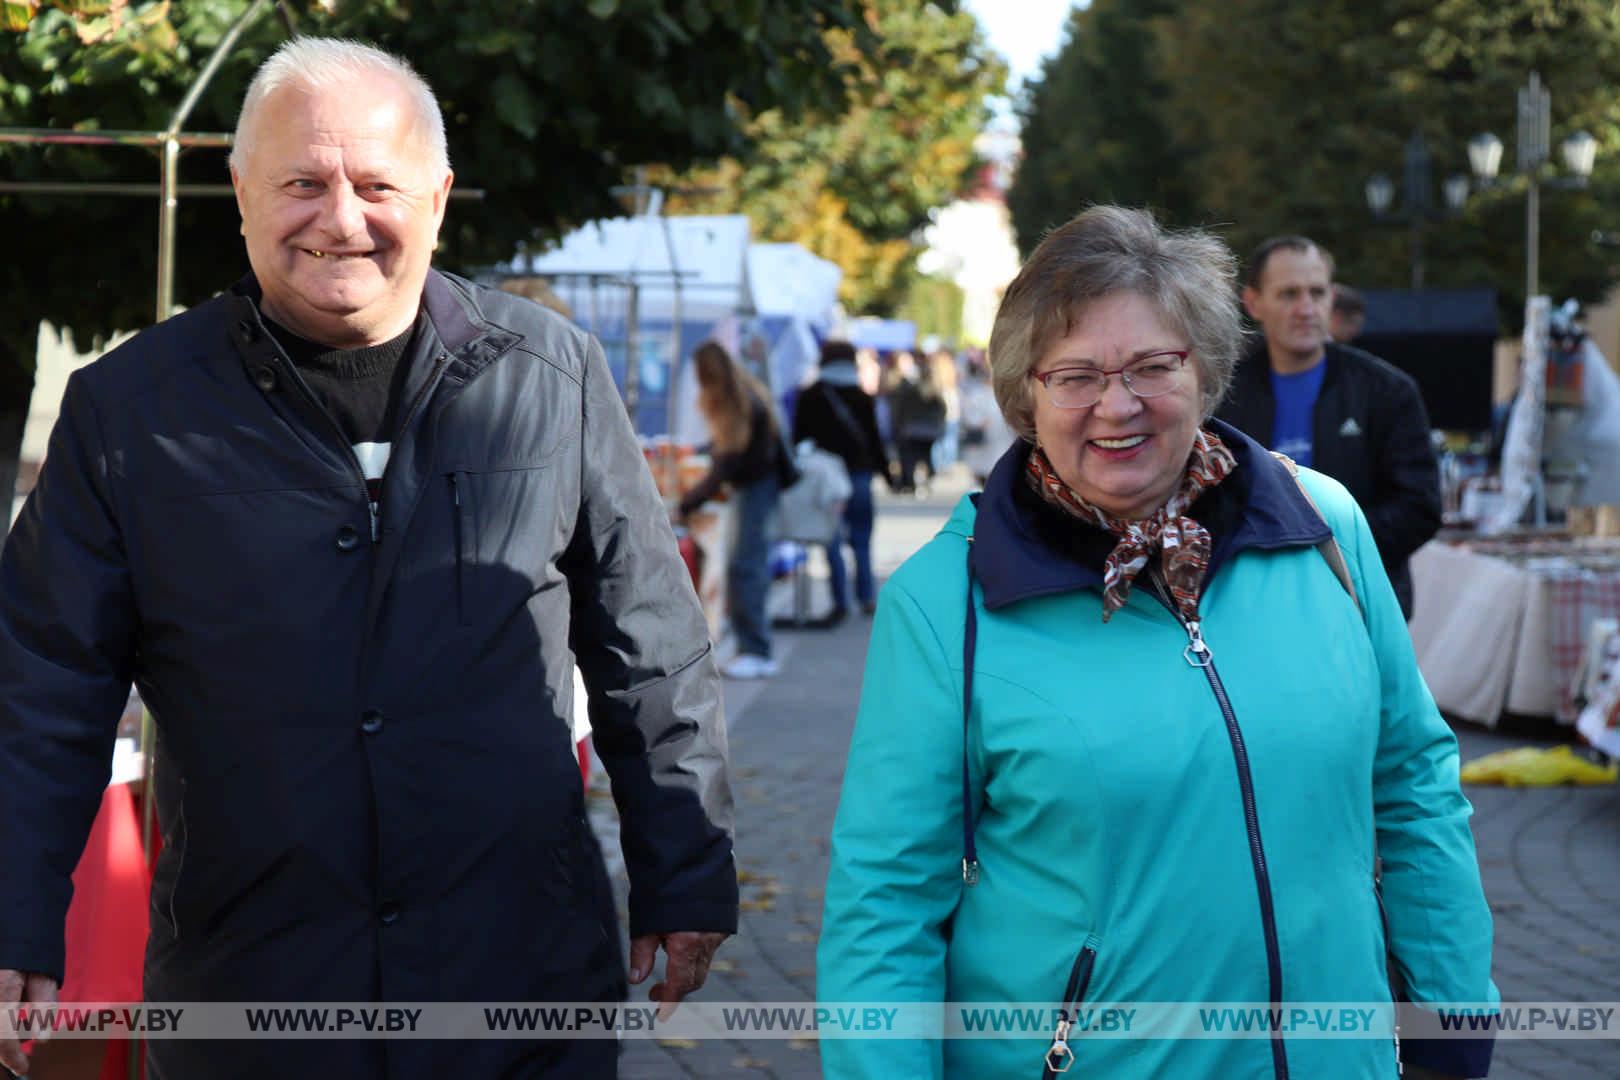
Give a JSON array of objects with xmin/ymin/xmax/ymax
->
[{"xmin": 1029, "ymin": 350, "xmax": 1190, "ymax": 409}]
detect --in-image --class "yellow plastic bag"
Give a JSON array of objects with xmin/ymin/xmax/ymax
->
[{"xmin": 1460, "ymin": 745, "xmax": 1618, "ymax": 787}]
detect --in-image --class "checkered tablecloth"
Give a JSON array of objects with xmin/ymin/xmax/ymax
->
[{"xmin": 1538, "ymin": 562, "xmax": 1620, "ymax": 721}]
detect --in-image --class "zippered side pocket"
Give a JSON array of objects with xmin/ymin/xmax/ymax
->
[
  {"xmin": 1042, "ymin": 936, "xmax": 1100, "ymax": 1077},
  {"xmin": 449, "ymin": 473, "xmax": 471, "ymax": 624}
]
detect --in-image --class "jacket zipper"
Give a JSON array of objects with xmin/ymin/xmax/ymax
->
[
  {"xmin": 1042, "ymin": 938, "xmax": 1098, "ymax": 1077},
  {"xmin": 258, "ymin": 343, "xmax": 384, "ymax": 543},
  {"xmin": 1146, "ymin": 570, "xmax": 1289, "ymax": 1080},
  {"xmin": 168, "ymin": 781, "xmax": 189, "ymax": 939}
]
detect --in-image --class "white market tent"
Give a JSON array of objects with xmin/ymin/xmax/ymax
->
[{"xmin": 504, "ymin": 214, "xmax": 840, "ymax": 441}]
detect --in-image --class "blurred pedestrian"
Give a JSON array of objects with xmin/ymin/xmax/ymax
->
[
  {"xmin": 957, "ymin": 352, "xmax": 1015, "ymax": 486},
  {"xmin": 679, "ymin": 342, "xmax": 792, "ymax": 679},
  {"xmin": 0, "ymin": 38, "xmax": 735, "ymax": 1080},
  {"xmin": 887, "ymin": 350, "xmax": 946, "ymax": 493},
  {"xmin": 793, "ymin": 341, "xmax": 888, "ymax": 624},
  {"xmin": 929, "ymin": 347, "xmax": 962, "ymax": 474},
  {"xmin": 1330, "ymin": 283, "xmax": 1367, "ymax": 343},
  {"xmin": 820, "ymin": 205, "xmax": 1497, "ymax": 1080}
]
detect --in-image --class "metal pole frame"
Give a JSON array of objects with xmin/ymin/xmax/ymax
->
[{"xmin": 2, "ymin": 11, "xmax": 279, "ymax": 1076}]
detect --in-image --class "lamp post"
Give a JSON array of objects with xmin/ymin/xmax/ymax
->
[
  {"xmin": 1467, "ymin": 72, "xmax": 1597, "ymax": 301},
  {"xmin": 1364, "ymin": 131, "xmax": 1470, "ymax": 289}
]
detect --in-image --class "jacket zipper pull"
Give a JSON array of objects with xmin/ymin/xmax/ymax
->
[
  {"xmin": 1181, "ymin": 619, "xmax": 1213, "ymax": 667},
  {"xmin": 368, "ymin": 500, "xmax": 381, "ymax": 543},
  {"xmin": 1045, "ymin": 1015, "xmax": 1075, "ymax": 1073}
]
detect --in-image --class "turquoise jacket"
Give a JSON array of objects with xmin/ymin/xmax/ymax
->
[{"xmin": 819, "ymin": 427, "xmax": 1497, "ymax": 1079}]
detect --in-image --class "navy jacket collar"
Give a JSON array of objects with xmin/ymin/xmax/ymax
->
[{"xmin": 969, "ymin": 418, "xmax": 1333, "ymax": 611}]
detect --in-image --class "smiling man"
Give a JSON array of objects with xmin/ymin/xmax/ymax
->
[
  {"xmin": 0, "ymin": 38, "xmax": 736, "ymax": 1080},
  {"xmin": 1217, "ymin": 236, "xmax": 1441, "ymax": 618}
]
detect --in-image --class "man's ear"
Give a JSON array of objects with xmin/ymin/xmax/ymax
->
[
  {"xmin": 432, "ymin": 169, "xmax": 454, "ymax": 228},
  {"xmin": 229, "ymin": 163, "xmax": 248, "ymax": 235},
  {"xmin": 1240, "ymin": 286, "xmax": 1260, "ymax": 321}
]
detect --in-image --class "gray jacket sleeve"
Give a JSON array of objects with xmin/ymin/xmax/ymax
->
[
  {"xmin": 0, "ymin": 371, "xmax": 137, "ymax": 983},
  {"xmin": 561, "ymin": 335, "xmax": 738, "ymax": 936}
]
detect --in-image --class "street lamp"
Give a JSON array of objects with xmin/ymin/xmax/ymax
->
[
  {"xmin": 1364, "ymin": 130, "xmax": 1471, "ymax": 289},
  {"xmin": 1468, "ymin": 72, "xmax": 1598, "ymax": 301}
]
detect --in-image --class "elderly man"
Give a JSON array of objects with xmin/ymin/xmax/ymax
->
[{"xmin": 0, "ymin": 38, "xmax": 735, "ymax": 1079}]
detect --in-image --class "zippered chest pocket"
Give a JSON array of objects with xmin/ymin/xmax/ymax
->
[{"xmin": 445, "ymin": 465, "xmax": 559, "ymax": 627}]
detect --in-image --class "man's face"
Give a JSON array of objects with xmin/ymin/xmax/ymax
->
[
  {"xmin": 231, "ymin": 72, "xmax": 452, "ymax": 347},
  {"xmin": 1242, "ymin": 247, "xmax": 1333, "ymax": 370}
]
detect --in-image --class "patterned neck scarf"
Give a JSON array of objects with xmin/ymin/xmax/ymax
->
[{"xmin": 1026, "ymin": 428, "xmax": 1237, "ymax": 623}]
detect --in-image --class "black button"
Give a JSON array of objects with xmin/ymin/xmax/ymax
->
[
  {"xmin": 236, "ymin": 319, "xmax": 260, "ymax": 341},
  {"xmin": 335, "ymin": 525, "xmax": 361, "ymax": 552},
  {"xmin": 377, "ymin": 901, "xmax": 401, "ymax": 926},
  {"xmin": 360, "ymin": 709, "xmax": 384, "ymax": 734},
  {"xmin": 252, "ymin": 366, "xmax": 277, "ymax": 392}
]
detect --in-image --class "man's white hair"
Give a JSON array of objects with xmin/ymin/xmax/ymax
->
[{"xmin": 230, "ymin": 37, "xmax": 449, "ymax": 178}]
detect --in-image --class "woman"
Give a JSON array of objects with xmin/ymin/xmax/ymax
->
[
  {"xmin": 793, "ymin": 341, "xmax": 890, "ymax": 623},
  {"xmin": 678, "ymin": 341, "xmax": 788, "ymax": 679},
  {"xmin": 818, "ymin": 207, "xmax": 1497, "ymax": 1079}
]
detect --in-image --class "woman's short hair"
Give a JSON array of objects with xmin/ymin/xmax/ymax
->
[
  {"xmin": 989, "ymin": 206, "xmax": 1245, "ymax": 441},
  {"xmin": 231, "ymin": 38, "xmax": 449, "ymax": 180}
]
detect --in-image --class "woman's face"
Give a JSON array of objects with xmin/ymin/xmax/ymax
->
[{"xmin": 1031, "ymin": 292, "xmax": 1205, "ymax": 521}]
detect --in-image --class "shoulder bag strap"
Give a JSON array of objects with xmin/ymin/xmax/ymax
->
[{"xmin": 1270, "ymin": 451, "xmax": 1360, "ymax": 615}]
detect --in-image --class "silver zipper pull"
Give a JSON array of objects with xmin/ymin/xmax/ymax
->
[
  {"xmin": 368, "ymin": 500, "xmax": 381, "ymax": 543},
  {"xmin": 962, "ymin": 857, "xmax": 979, "ymax": 886},
  {"xmin": 1045, "ymin": 1016, "xmax": 1075, "ymax": 1072},
  {"xmin": 1182, "ymin": 620, "xmax": 1213, "ymax": 667}
]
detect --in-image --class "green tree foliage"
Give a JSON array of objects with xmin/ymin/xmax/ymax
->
[
  {"xmin": 0, "ymin": 0, "xmax": 873, "ymax": 498},
  {"xmin": 665, "ymin": 0, "xmax": 1006, "ymax": 314},
  {"xmin": 1006, "ymin": 0, "xmax": 1196, "ymax": 256},
  {"xmin": 1009, "ymin": 0, "xmax": 1620, "ymax": 328},
  {"xmin": 900, "ymin": 273, "xmax": 963, "ymax": 346}
]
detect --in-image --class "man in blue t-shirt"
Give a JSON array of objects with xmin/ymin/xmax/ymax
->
[{"xmin": 1217, "ymin": 236, "xmax": 1441, "ymax": 618}]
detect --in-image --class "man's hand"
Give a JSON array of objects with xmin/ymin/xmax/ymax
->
[
  {"xmin": 627, "ymin": 932, "xmax": 728, "ymax": 1021},
  {"xmin": 0, "ymin": 968, "xmax": 58, "ymax": 1078}
]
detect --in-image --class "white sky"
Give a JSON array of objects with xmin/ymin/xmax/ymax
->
[{"xmin": 963, "ymin": 0, "xmax": 1081, "ymax": 95}]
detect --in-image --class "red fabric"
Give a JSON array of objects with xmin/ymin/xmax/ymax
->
[
  {"xmin": 52, "ymin": 783, "xmax": 151, "ymax": 1079},
  {"xmin": 578, "ymin": 738, "xmax": 591, "ymax": 786},
  {"xmin": 677, "ymin": 534, "xmax": 702, "ymax": 591},
  {"xmin": 62, "ymin": 784, "xmax": 150, "ymax": 1003}
]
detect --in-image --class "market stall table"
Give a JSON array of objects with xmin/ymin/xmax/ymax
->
[{"xmin": 1409, "ymin": 536, "xmax": 1620, "ymax": 725}]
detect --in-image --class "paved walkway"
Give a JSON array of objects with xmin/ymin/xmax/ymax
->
[{"xmin": 591, "ymin": 471, "xmax": 1620, "ymax": 1078}]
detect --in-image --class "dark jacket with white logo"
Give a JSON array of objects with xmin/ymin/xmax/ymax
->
[
  {"xmin": 1216, "ymin": 342, "xmax": 1442, "ymax": 617},
  {"xmin": 0, "ymin": 270, "xmax": 738, "ymax": 1078}
]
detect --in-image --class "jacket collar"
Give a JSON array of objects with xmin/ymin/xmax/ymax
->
[
  {"xmin": 1237, "ymin": 338, "xmax": 1351, "ymax": 397},
  {"xmin": 960, "ymin": 418, "xmax": 1334, "ymax": 611},
  {"xmin": 226, "ymin": 269, "xmax": 520, "ymax": 382}
]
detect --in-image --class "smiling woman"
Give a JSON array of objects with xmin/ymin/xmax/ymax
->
[
  {"xmin": 819, "ymin": 206, "xmax": 1500, "ymax": 1080},
  {"xmin": 227, "ymin": 40, "xmax": 453, "ymax": 348}
]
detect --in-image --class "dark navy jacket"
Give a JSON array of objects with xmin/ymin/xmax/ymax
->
[{"xmin": 0, "ymin": 271, "xmax": 737, "ymax": 1079}]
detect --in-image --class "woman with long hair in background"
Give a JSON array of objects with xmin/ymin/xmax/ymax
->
[{"xmin": 678, "ymin": 342, "xmax": 790, "ymax": 679}]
